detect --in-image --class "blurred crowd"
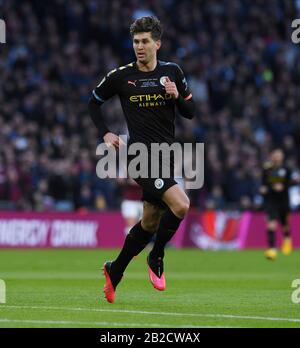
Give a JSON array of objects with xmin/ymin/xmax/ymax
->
[{"xmin": 1, "ymin": 0, "xmax": 300, "ymax": 211}]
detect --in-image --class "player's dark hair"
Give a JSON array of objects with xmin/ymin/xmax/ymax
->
[
  {"xmin": 130, "ymin": 16, "xmax": 163, "ymax": 41},
  {"xmin": 270, "ymin": 147, "xmax": 284, "ymax": 154}
]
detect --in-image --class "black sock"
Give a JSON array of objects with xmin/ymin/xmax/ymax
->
[
  {"xmin": 150, "ymin": 209, "xmax": 183, "ymax": 259},
  {"xmin": 112, "ymin": 221, "xmax": 153, "ymax": 276},
  {"xmin": 267, "ymin": 229, "xmax": 276, "ymax": 248}
]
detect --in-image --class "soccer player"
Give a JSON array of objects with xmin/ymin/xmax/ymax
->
[
  {"xmin": 88, "ymin": 16, "xmax": 195, "ymax": 302},
  {"xmin": 260, "ymin": 148, "xmax": 292, "ymax": 260}
]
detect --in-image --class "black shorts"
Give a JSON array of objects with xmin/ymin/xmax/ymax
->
[
  {"xmin": 127, "ymin": 152, "xmax": 177, "ymax": 208},
  {"xmin": 134, "ymin": 176, "xmax": 178, "ymax": 208},
  {"xmin": 265, "ymin": 199, "xmax": 289, "ymax": 225}
]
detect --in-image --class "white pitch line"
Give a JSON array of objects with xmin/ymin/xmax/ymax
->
[
  {"xmin": 0, "ymin": 319, "xmax": 153, "ymax": 327},
  {"xmin": 0, "ymin": 318, "xmax": 215, "ymax": 328},
  {"xmin": 1, "ymin": 305, "xmax": 300, "ymax": 324}
]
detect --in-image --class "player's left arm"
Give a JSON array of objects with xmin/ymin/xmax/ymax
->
[{"xmin": 165, "ymin": 65, "xmax": 195, "ymax": 119}]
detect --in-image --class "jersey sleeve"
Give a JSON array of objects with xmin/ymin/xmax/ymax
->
[
  {"xmin": 286, "ymin": 167, "xmax": 292, "ymax": 186},
  {"xmin": 88, "ymin": 68, "xmax": 120, "ymax": 139},
  {"xmin": 174, "ymin": 65, "xmax": 192, "ymax": 101},
  {"xmin": 92, "ymin": 69, "xmax": 119, "ymax": 103},
  {"xmin": 262, "ymin": 168, "xmax": 268, "ymax": 186}
]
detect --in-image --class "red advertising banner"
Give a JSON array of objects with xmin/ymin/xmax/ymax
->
[
  {"xmin": 179, "ymin": 210, "xmax": 300, "ymax": 249},
  {"xmin": 0, "ymin": 210, "xmax": 299, "ymax": 249},
  {"xmin": 236, "ymin": 211, "xmax": 300, "ymax": 249},
  {"xmin": 177, "ymin": 209, "xmax": 241, "ymax": 250},
  {"xmin": 0, "ymin": 211, "xmax": 125, "ymax": 248}
]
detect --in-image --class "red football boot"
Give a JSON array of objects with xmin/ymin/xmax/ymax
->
[{"xmin": 147, "ymin": 255, "xmax": 166, "ymax": 291}]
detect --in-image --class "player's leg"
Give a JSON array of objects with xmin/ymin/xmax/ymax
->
[
  {"xmin": 112, "ymin": 202, "xmax": 160, "ymax": 274},
  {"xmin": 103, "ymin": 201, "xmax": 161, "ymax": 302},
  {"xmin": 265, "ymin": 219, "xmax": 278, "ymax": 260},
  {"xmin": 141, "ymin": 201, "xmax": 163, "ymax": 232},
  {"xmin": 264, "ymin": 200, "xmax": 278, "ymax": 260},
  {"xmin": 280, "ymin": 210, "xmax": 292, "ymax": 255},
  {"xmin": 147, "ymin": 184, "xmax": 189, "ymax": 290},
  {"xmin": 149, "ymin": 184, "xmax": 189, "ymax": 258}
]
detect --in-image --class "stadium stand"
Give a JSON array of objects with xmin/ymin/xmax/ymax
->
[{"xmin": 0, "ymin": 0, "xmax": 299, "ymax": 211}]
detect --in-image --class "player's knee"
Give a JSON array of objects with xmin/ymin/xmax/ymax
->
[{"xmin": 172, "ymin": 197, "xmax": 190, "ymax": 218}]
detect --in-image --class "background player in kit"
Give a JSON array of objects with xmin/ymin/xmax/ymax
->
[
  {"xmin": 88, "ymin": 16, "xmax": 195, "ymax": 302},
  {"xmin": 260, "ymin": 148, "xmax": 293, "ymax": 260}
]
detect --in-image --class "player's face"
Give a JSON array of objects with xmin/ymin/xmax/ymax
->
[
  {"xmin": 270, "ymin": 149, "xmax": 284, "ymax": 165},
  {"xmin": 133, "ymin": 32, "xmax": 161, "ymax": 65}
]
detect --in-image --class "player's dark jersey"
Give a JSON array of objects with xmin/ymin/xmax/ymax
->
[
  {"xmin": 262, "ymin": 162, "xmax": 291, "ymax": 202},
  {"xmin": 92, "ymin": 60, "xmax": 192, "ymax": 145}
]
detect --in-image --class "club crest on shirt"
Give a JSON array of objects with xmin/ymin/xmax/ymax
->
[
  {"xmin": 155, "ymin": 178, "xmax": 164, "ymax": 189},
  {"xmin": 160, "ymin": 76, "xmax": 168, "ymax": 86}
]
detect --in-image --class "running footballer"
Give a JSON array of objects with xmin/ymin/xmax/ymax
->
[{"xmin": 88, "ymin": 16, "xmax": 195, "ymax": 302}]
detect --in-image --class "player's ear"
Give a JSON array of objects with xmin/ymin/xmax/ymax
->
[{"xmin": 155, "ymin": 40, "xmax": 161, "ymax": 50}]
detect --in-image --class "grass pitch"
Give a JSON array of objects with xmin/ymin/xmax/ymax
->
[{"xmin": 0, "ymin": 248, "xmax": 300, "ymax": 328}]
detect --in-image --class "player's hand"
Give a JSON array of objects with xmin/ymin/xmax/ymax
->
[
  {"xmin": 273, "ymin": 182, "xmax": 284, "ymax": 192},
  {"xmin": 103, "ymin": 132, "xmax": 125, "ymax": 148},
  {"xmin": 165, "ymin": 77, "xmax": 179, "ymax": 99}
]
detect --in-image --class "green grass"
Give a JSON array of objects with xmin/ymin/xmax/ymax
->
[{"xmin": 0, "ymin": 248, "xmax": 300, "ymax": 328}]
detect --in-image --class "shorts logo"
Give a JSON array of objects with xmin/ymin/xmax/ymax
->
[
  {"xmin": 155, "ymin": 179, "xmax": 164, "ymax": 189},
  {"xmin": 160, "ymin": 76, "xmax": 168, "ymax": 86}
]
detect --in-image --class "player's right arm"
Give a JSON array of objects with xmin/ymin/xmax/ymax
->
[
  {"xmin": 259, "ymin": 163, "xmax": 269, "ymax": 195},
  {"xmin": 88, "ymin": 69, "xmax": 121, "ymax": 147}
]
